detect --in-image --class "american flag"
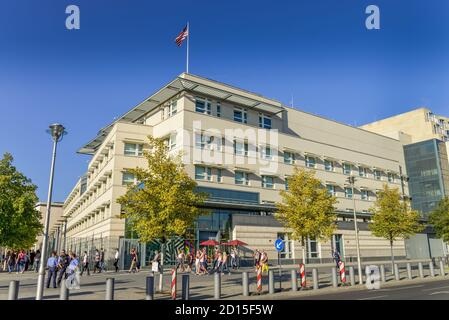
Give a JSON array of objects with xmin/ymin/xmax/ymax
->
[{"xmin": 175, "ymin": 25, "xmax": 189, "ymax": 47}]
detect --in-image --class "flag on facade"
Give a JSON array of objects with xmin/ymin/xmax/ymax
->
[{"xmin": 175, "ymin": 25, "xmax": 189, "ymax": 47}]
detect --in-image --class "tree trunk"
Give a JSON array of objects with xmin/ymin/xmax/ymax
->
[{"xmin": 390, "ymin": 239, "xmax": 395, "ymax": 275}]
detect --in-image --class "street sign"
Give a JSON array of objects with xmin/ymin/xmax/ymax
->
[{"xmin": 274, "ymin": 238, "xmax": 284, "ymax": 252}]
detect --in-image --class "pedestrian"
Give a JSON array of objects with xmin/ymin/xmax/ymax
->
[
  {"xmin": 128, "ymin": 248, "xmax": 138, "ymax": 273},
  {"xmin": 195, "ymin": 251, "xmax": 201, "ymax": 275},
  {"xmin": 16, "ymin": 250, "xmax": 26, "ymax": 274},
  {"xmin": 152, "ymin": 250, "xmax": 162, "ymax": 273},
  {"xmin": 230, "ymin": 249, "xmax": 237, "ymax": 270},
  {"xmin": 57, "ymin": 249, "xmax": 69, "ymax": 286},
  {"xmin": 46, "ymin": 251, "xmax": 58, "ymax": 289},
  {"xmin": 332, "ymin": 249, "xmax": 341, "ymax": 269},
  {"xmin": 113, "ymin": 248, "xmax": 119, "ymax": 272},
  {"xmin": 34, "ymin": 250, "xmax": 41, "ymax": 272},
  {"xmin": 99, "ymin": 248, "xmax": 105, "ymax": 272},
  {"xmin": 176, "ymin": 249, "xmax": 185, "ymax": 272},
  {"xmin": 93, "ymin": 249, "xmax": 101, "ymax": 273},
  {"xmin": 80, "ymin": 251, "xmax": 90, "ymax": 276},
  {"xmin": 6, "ymin": 251, "xmax": 14, "ymax": 273},
  {"xmin": 67, "ymin": 252, "xmax": 80, "ymax": 276},
  {"xmin": 221, "ymin": 251, "xmax": 230, "ymax": 274},
  {"xmin": 29, "ymin": 250, "xmax": 35, "ymax": 271},
  {"xmin": 199, "ymin": 248, "xmax": 207, "ymax": 275}
]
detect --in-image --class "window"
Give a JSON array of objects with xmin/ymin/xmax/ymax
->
[
  {"xmin": 217, "ymin": 169, "xmax": 223, "ymax": 183},
  {"xmin": 284, "ymin": 152, "xmax": 295, "ymax": 164},
  {"xmin": 216, "ymin": 102, "xmax": 221, "ymax": 117},
  {"xmin": 277, "ymin": 233, "xmax": 292, "ymax": 258},
  {"xmin": 259, "ymin": 113, "xmax": 272, "ymax": 129},
  {"xmin": 326, "ymin": 184, "xmax": 335, "ymax": 196},
  {"xmin": 168, "ymin": 100, "xmax": 177, "ymax": 117},
  {"xmin": 305, "ymin": 156, "xmax": 316, "ymax": 168},
  {"xmin": 195, "ymin": 133, "xmax": 214, "ymax": 150},
  {"xmin": 122, "ymin": 172, "xmax": 135, "ymax": 185},
  {"xmin": 374, "ymin": 170, "xmax": 382, "ymax": 180},
  {"xmin": 261, "ymin": 146, "xmax": 272, "ymax": 160},
  {"xmin": 262, "ymin": 175, "xmax": 274, "ymax": 189},
  {"xmin": 166, "ymin": 133, "xmax": 177, "ymax": 150},
  {"xmin": 361, "ymin": 190, "xmax": 369, "ymax": 200},
  {"xmin": 343, "ymin": 163, "xmax": 351, "ymax": 175},
  {"xmin": 195, "ymin": 166, "xmax": 212, "ymax": 181},
  {"xmin": 345, "ymin": 187, "xmax": 353, "ymax": 199},
  {"xmin": 307, "ymin": 237, "xmax": 320, "ymax": 258},
  {"xmin": 234, "ymin": 140, "xmax": 248, "ymax": 156},
  {"xmin": 235, "ymin": 171, "xmax": 250, "ymax": 185},
  {"xmin": 233, "ymin": 107, "xmax": 247, "ymax": 123},
  {"xmin": 359, "ymin": 166, "xmax": 367, "ymax": 177},
  {"xmin": 324, "ymin": 160, "xmax": 334, "ymax": 171},
  {"xmin": 195, "ymin": 98, "xmax": 211, "ymax": 114},
  {"xmin": 387, "ymin": 173, "xmax": 394, "ymax": 183},
  {"xmin": 124, "ymin": 143, "xmax": 143, "ymax": 156}
]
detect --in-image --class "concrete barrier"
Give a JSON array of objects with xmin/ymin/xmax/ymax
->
[
  {"xmin": 418, "ymin": 262, "xmax": 424, "ymax": 278},
  {"xmin": 429, "ymin": 261, "xmax": 435, "ymax": 277},
  {"xmin": 268, "ymin": 270, "xmax": 275, "ymax": 294},
  {"xmin": 439, "ymin": 259, "xmax": 446, "ymax": 277},
  {"xmin": 242, "ymin": 272, "xmax": 249, "ymax": 296},
  {"xmin": 380, "ymin": 265, "xmax": 386, "ymax": 282},
  {"xmin": 105, "ymin": 278, "xmax": 114, "ymax": 300},
  {"xmin": 214, "ymin": 272, "xmax": 221, "ymax": 299},
  {"xmin": 331, "ymin": 267, "xmax": 338, "ymax": 288},
  {"xmin": 182, "ymin": 274, "xmax": 190, "ymax": 300},
  {"xmin": 394, "ymin": 264, "xmax": 400, "ymax": 281},
  {"xmin": 8, "ymin": 281, "xmax": 19, "ymax": 300},
  {"xmin": 349, "ymin": 266, "xmax": 355, "ymax": 286},
  {"xmin": 146, "ymin": 276, "xmax": 154, "ymax": 300},
  {"xmin": 291, "ymin": 269, "xmax": 298, "ymax": 291},
  {"xmin": 312, "ymin": 268, "xmax": 319, "ymax": 290},
  {"xmin": 60, "ymin": 279, "xmax": 69, "ymax": 300},
  {"xmin": 406, "ymin": 263, "xmax": 412, "ymax": 280}
]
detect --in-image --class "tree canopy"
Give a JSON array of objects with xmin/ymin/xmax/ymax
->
[
  {"xmin": 369, "ymin": 184, "xmax": 423, "ymax": 243},
  {"xmin": 117, "ymin": 136, "xmax": 208, "ymax": 243},
  {"xmin": 0, "ymin": 153, "xmax": 43, "ymax": 249},
  {"xmin": 275, "ymin": 167, "xmax": 337, "ymax": 242},
  {"xmin": 429, "ymin": 197, "xmax": 449, "ymax": 242}
]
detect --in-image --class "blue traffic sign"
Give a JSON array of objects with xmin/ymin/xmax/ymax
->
[{"xmin": 274, "ymin": 239, "xmax": 284, "ymax": 252}]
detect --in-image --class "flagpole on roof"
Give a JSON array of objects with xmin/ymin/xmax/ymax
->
[{"xmin": 186, "ymin": 21, "xmax": 190, "ymax": 73}]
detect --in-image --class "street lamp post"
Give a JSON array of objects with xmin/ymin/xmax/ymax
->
[
  {"xmin": 36, "ymin": 123, "xmax": 67, "ymax": 300},
  {"xmin": 347, "ymin": 175, "xmax": 363, "ymax": 284}
]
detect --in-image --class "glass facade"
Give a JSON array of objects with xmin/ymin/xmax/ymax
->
[{"xmin": 404, "ymin": 139, "xmax": 449, "ymax": 218}]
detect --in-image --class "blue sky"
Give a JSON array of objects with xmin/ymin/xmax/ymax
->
[{"xmin": 0, "ymin": 0, "xmax": 448, "ymax": 201}]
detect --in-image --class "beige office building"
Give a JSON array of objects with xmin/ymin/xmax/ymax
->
[
  {"xmin": 34, "ymin": 202, "xmax": 64, "ymax": 251},
  {"xmin": 61, "ymin": 73, "xmax": 410, "ymax": 265}
]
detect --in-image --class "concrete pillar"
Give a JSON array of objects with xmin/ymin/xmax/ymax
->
[
  {"xmin": 105, "ymin": 278, "xmax": 114, "ymax": 300},
  {"xmin": 331, "ymin": 267, "xmax": 338, "ymax": 288},
  {"xmin": 312, "ymin": 268, "xmax": 319, "ymax": 290},
  {"xmin": 242, "ymin": 272, "xmax": 249, "ymax": 297},
  {"xmin": 380, "ymin": 265, "xmax": 386, "ymax": 282},
  {"xmin": 214, "ymin": 272, "xmax": 221, "ymax": 299},
  {"xmin": 349, "ymin": 266, "xmax": 355, "ymax": 286},
  {"xmin": 394, "ymin": 264, "xmax": 400, "ymax": 281},
  {"xmin": 406, "ymin": 262, "xmax": 412, "ymax": 280},
  {"xmin": 429, "ymin": 261, "xmax": 435, "ymax": 277},
  {"xmin": 59, "ymin": 279, "xmax": 69, "ymax": 300},
  {"xmin": 8, "ymin": 281, "xmax": 19, "ymax": 300},
  {"xmin": 418, "ymin": 262, "xmax": 424, "ymax": 278},
  {"xmin": 291, "ymin": 269, "xmax": 298, "ymax": 291},
  {"xmin": 268, "ymin": 270, "xmax": 275, "ymax": 294},
  {"xmin": 439, "ymin": 259, "xmax": 446, "ymax": 277}
]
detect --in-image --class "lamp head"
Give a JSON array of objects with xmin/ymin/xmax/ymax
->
[{"xmin": 47, "ymin": 123, "xmax": 67, "ymax": 142}]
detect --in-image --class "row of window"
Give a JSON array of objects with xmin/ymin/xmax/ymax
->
[{"xmin": 195, "ymin": 97, "xmax": 272, "ymax": 129}]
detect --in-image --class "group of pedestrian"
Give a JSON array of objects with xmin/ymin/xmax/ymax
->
[
  {"xmin": 1, "ymin": 249, "xmax": 41, "ymax": 274},
  {"xmin": 45, "ymin": 249, "xmax": 80, "ymax": 289},
  {"xmin": 192, "ymin": 247, "xmax": 238, "ymax": 275},
  {"xmin": 253, "ymin": 249, "xmax": 269, "ymax": 273}
]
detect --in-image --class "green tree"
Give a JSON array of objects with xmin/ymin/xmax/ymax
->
[
  {"xmin": 369, "ymin": 184, "xmax": 423, "ymax": 269},
  {"xmin": 117, "ymin": 136, "xmax": 208, "ymax": 263},
  {"xmin": 275, "ymin": 167, "xmax": 337, "ymax": 262},
  {"xmin": 0, "ymin": 153, "xmax": 43, "ymax": 250},
  {"xmin": 428, "ymin": 197, "xmax": 449, "ymax": 242}
]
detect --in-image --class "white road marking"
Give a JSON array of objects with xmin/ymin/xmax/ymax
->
[
  {"xmin": 378, "ymin": 285, "xmax": 424, "ymax": 291},
  {"xmin": 429, "ymin": 291, "xmax": 449, "ymax": 295},
  {"xmin": 422, "ymin": 285, "xmax": 449, "ymax": 292},
  {"xmin": 358, "ymin": 295, "xmax": 388, "ymax": 300}
]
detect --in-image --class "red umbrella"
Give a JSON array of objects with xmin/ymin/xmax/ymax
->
[
  {"xmin": 200, "ymin": 240, "xmax": 219, "ymax": 246},
  {"xmin": 225, "ymin": 240, "xmax": 248, "ymax": 247}
]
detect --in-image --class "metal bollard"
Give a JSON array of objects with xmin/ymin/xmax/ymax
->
[
  {"xmin": 291, "ymin": 270, "xmax": 298, "ymax": 291},
  {"xmin": 440, "ymin": 259, "xmax": 446, "ymax": 277},
  {"xmin": 312, "ymin": 268, "xmax": 319, "ymax": 290},
  {"xmin": 146, "ymin": 276, "xmax": 154, "ymax": 300},
  {"xmin": 182, "ymin": 274, "xmax": 190, "ymax": 300},
  {"xmin": 214, "ymin": 272, "xmax": 221, "ymax": 299},
  {"xmin": 349, "ymin": 266, "xmax": 355, "ymax": 286},
  {"xmin": 105, "ymin": 278, "xmax": 114, "ymax": 300},
  {"xmin": 8, "ymin": 281, "xmax": 19, "ymax": 300},
  {"xmin": 268, "ymin": 270, "xmax": 275, "ymax": 294},
  {"xmin": 60, "ymin": 279, "xmax": 69, "ymax": 300},
  {"xmin": 242, "ymin": 272, "xmax": 249, "ymax": 297},
  {"xmin": 380, "ymin": 265, "xmax": 386, "ymax": 282},
  {"xmin": 429, "ymin": 261, "xmax": 435, "ymax": 277},
  {"xmin": 394, "ymin": 264, "xmax": 400, "ymax": 281},
  {"xmin": 331, "ymin": 267, "xmax": 338, "ymax": 288},
  {"xmin": 418, "ymin": 262, "xmax": 424, "ymax": 278},
  {"xmin": 406, "ymin": 263, "xmax": 412, "ymax": 280}
]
